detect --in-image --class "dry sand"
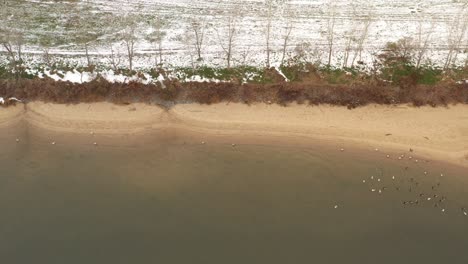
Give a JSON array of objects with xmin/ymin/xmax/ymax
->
[{"xmin": 1, "ymin": 102, "xmax": 467, "ymax": 168}]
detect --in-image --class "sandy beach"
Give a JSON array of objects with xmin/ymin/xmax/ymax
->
[{"xmin": 1, "ymin": 102, "xmax": 467, "ymax": 168}]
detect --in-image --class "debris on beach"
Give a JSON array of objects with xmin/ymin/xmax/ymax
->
[{"xmin": 0, "ymin": 97, "xmax": 23, "ymax": 105}]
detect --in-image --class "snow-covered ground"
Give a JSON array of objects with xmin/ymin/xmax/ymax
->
[{"xmin": 2, "ymin": 0, "xmax": 468, "ymax": 73}]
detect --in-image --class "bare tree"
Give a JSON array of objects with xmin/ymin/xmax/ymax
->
[
  {"xmin": 215, "ymin": 12, "xmax": 241, "ymax": 69},
  {"xmin": 189, "ymin": 18, "xmax": 206, "ymax": 61},
  {"xmin": 342, "ymin": 22, "xmax": 357, "ymax": 68},
  {"xmin": 109, "ymin": 13, "xmax": 141, "ymax": 71},
  {"xmin": 280, "ymin": 20, "xmax": 294, "ymax": 66},
  {"xmin": 413, "ymin": 18, "xmax": 434, "ymax": 69},
  {"xmin": 0, "ymin": 1, "xmax": 27, "ymax": 69},
  {"xmin": 106, "ymin": 43, "xmax": 123, "ymax": 72},
  {"xmin": 323, "ymin": 0, "xmax": 338, "ymax": 67},
  {"xmin": 265, "ymin": 0, "xmax": 275, "ymax": 68},
  {"xmin": 66, "ymin": 0, "xmax": 106, "ymax": 68},
  {"xmin": 444, "ymin": 3, "xmax": 468, "ymax": 70},
  {"xmin": 145, "ymin": 15, "xmax": 167, "ymax": 67},
  {"xmin": 350, "ymin": 15, "xmax": 372, "ymax": 66}
]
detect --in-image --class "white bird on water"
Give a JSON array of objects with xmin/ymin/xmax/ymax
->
[{"xmin": 334, "ymin": 205, "xmax": 339, "ymax": 209}]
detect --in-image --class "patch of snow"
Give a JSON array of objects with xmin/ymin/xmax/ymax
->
[{"xmin": 274, "ymin": 66, "xmax": 290, "ymax": 82}]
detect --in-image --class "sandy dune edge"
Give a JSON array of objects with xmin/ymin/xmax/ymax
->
[{"xmin": 1, "ymin": 102, "xmax": 467, "ymax": 167}]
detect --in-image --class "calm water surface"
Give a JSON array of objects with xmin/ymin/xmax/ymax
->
[{"xmin": 0, "ymin": 129, "xmax": 467, "ymax": 264}]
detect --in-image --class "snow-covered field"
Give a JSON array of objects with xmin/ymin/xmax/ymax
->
[{"xmin": 2, "ymin": 0, "xmax": 468, "ymax": 77}]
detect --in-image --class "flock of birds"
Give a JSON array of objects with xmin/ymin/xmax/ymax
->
[
  {"xmin": 336, "ymin": 147, "xmax": 468, "ymax": 218},
  {"xmin": 13, "ymin": 135, "xmax": 467, "ymax": 217},
  {"xmin": 15, "ymin": 131, "xmax": 99, "ymax": 146}
]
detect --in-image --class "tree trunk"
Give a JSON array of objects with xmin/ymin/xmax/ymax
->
[{"xmin": 85, "ymin": 43, "xmax": 91, "ymax": 67}]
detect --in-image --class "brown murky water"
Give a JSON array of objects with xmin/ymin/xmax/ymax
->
[{"xmin": 0, "ymin": 126, "xmax": 467, "ymax": 264}]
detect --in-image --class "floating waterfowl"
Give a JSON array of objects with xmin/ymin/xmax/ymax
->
[
  {"xmin": 340, "ymin": 148, "xmax": 344, "ymax": 152},
  {"xmin": 16, "ymin": 138, "xmax": 20, "ymax": 143},
  {"xmin": 392, "ymin": 176, "xmax": 395, "ymax": 180},
  {"xmin": 386, "ymin": 155, "xmax": 390, "ymax": 158},
  {"xmin": 232, "ymin": 143, "xmax": 237, "ymax": 147},
  {"xmin": 442, "ymin": 209, "xmax": 445, "ymax": 212},
  {"xmin": 201, "ymin": 141, "xmax": 206, "ymax": 144},
  {"xmin": 51, "ymin": 141, "xmax": 56, "ymax": 145},
  {"xmin": 363, "ymin": 180, "xmax": 366, "ymax": 183},
  {"xmin": 93, "ymin": 142, "xmax": 98, "ymax": 146},
  {"xmin": 334, "ymin": 205, "xmax": 339, "ymax": 209}
]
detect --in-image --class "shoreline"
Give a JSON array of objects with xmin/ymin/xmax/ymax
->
[{"xmin": 1, "ymin": 102, "xmax": 468, "ymax": 168}]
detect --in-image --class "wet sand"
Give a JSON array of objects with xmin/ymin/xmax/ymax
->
[{"xmin": 1, "ymin": 102, "xmax": 468, "ymax": 168}]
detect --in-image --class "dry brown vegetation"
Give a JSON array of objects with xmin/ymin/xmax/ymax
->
[{"xmin": 1, "ymin": 76, "xmax": 467, "ymax": 109}]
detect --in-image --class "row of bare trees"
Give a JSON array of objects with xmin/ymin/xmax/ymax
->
[{"xmin": 1, "ymin": 0, "xmax": 468, "ymax": 72}]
